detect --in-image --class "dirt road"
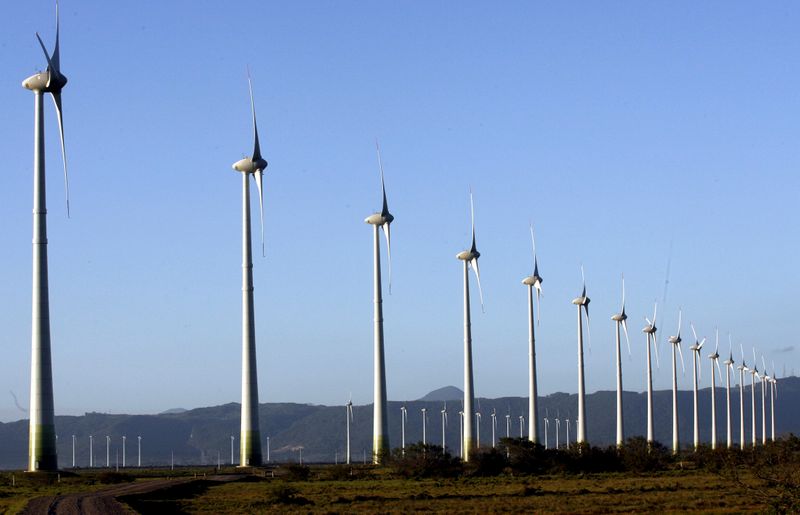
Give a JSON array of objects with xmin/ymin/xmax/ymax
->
[{"xmin": 20, "ymin": 475, "xmax": 245, "ymax": 515}]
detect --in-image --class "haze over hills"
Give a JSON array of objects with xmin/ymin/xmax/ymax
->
[{"xmin": 1, "ymin": 378, "xmax": 798, "ymax": 470}]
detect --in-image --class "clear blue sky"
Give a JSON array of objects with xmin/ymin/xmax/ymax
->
[{"xmin": 1, "ymin": 1, "xmax": 798, "ymax": 422}]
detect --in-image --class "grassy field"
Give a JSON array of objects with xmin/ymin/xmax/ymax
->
[{"xmin": 117, "ymin": 466, "xmax": 768, "ymax": 514}]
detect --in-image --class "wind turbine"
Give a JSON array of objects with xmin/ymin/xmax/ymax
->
[
  {"xmin": 519, "ymin": 415, "xmax": 525, "ymax": 439},
  {"xmin": 722, "ymin": 335, "xmax": 735, "ymax": 449},
  {"xmin": 643, "ymin": 303, "xmax": 659, "ymax": 444},
  {"xmin": 750, "ymin": 349, "xmax": 759, "ymax": 447},
  {"xmin": 476, "ymin": 411, "xmax": 482, "ymax": 448},
  {"xmin": 138, "ymin": 435, "xmax": 141, "ymax": 468},
  {"xmin": 571, "ymin": 267, "xmax": 591, "ymax": 445},
  {"xmin": 346, "ymin": 397, "xmax": 354, "ymax": 464},
  {"xmin": 441, "ymin": 404, "xmax": 448, "ymax": 453},
  {"xmin": 505, "ymin": 412, "xmax": 511, "ymax": 439},
  {"xmin": 421, "ymin": 407, "xmax": 428, "ymax": 445},
  {"xmin": 707, "ymin": 329, "xmax": 723, "ymax": 450},
  {"xmin": 365, "ymin": 142, "xmax": 394, "ymax": 463},
  {"xmin": 760, "ymin": 356, "xmax": 769, "ymax": 446},
  {"xmin": 491, "ymin": 409, "xmax": 497, "ymax": 448},
  {"xmin": 689, "ymin": 323, "xmax": 705, "ymax": 451},
  {"xmin": 522, "ymin": 225, "xmax": 543, "ymax": 444},
  {"xmin": 566, "ymin": 417, "xmax": 571, "ymax": 448},
  {"xmin": 458, "ymin": 410, "xmax": 464, "ymax": 458},
  {"xmin": 456, "ymin": 191, "xmax": 484, "ymax": 462},
  {"xmin": 737, "ymin": 343, "xmax": 747, "ymax": 450},
  {"xmin": 770, "ymin": 363, "xmax": 778, "ymax": 442},
  {"xmin": 400, "ymin": 405, "xmax": 408, "ymax": 455},
  {"xmin": 106, "ymin": 436, "xmax": 110, "ymax": 468},
  {"xmin": 555, "ymin": 412, "xmax": 561, "ymax": 449},
  {"xmin": 543, "ymin": 413, "xmax": 549, "ymax": 449},
  {"xmin": 23, "ymin": 0, "xmax": 70, "ymax": 472},
  {"xmin": 231, "ymin": 70, "xmax": 268, "ymax": 467},
  {"xmin": 667, "ymin": 310, "xmax": 686, "ymax": 454},
  {"xmin": 611, "ymin": 275, "xmax": 631, "ymax": 448}
]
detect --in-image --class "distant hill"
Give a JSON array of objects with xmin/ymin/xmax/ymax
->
[
  {"xmin": 159, "ymin": 408, "xmax": 187, "ymax": 415},
  {"xmin": 1, "ymin": 379, "xmax": 799, "ymax": 469},
  {"xmin": 418, "ymin": 386, "xmax": 463, "ymax": 402}
]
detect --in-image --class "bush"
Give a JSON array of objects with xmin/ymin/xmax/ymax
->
[
  {"xmin": 284, "ymin": 464, "xmax": 311, "ymax": 481},
  {"xmin": 466, "ymin": 447, "xmax": 509, "ymax": 476},
  {"xmin": 618, "ymin": 437, "xmax": 672, "ymax": 473},
  {"xmin": 390, "ymin": 443, "xmax": 463, "ymax": 478},
  {"xmin": 264, "ymin": 483, "xmax": 312, "ymax": 505}
]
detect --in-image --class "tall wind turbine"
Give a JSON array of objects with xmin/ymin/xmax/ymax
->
[
  {"xmin": 400, "ymin": 405, "xmax": 408, "ymax": 455},
  {"xmin": 571, "ymin": 267, "xmax": 591, "ymax": 445},
  {"xmin": 611, "ymin": 275, "xmax": 631, "ymax": 448},
  {"xmin": 491, "ymin": 409, "xmax": 497, "ymax": 448},
  {"xmin": 23, "ymin": 0, "xmax": 70, "ymax": 472},
  {"xmin": 456, "ymin": 192, "xmax": 484, "ymax": 462},
  {"xmin": 750, "ymin": 350, "xmax": 759, "ymax": 447},
  {"xmin": 689, "ymin": 323, "xmax": 705, "ymax": 451},
  {"xmin": 760, "ymin": 356, "xmax": 768, "ymax": 446},
  {"xmin": 345, "ymin": 397, "xmax": 354, "ymax": 464},
  {"xmin": 365, "ymin": 142, "xmax": 393, "ymax": 463},
  {"xmin": 421, "ymin": 407, "xmax": 428, "ymax": 445},
  {"xmin": 476, "ymin": 411, "xmax": 482, "ymax": 448},
  {"xmin": 667, "ymin": 310, "xmax": 686, "ymax": 454},
  {"xmin": 231, "ymin": 71, "xmax": 268, "ymax": 467},
  {"xmin": 770, "ymin": 363, "xmax": 777, "ymax": 442},
  {"xmin": 722, "ymin": 335, "xmax": 735, "ymax": 449},
  {"xmin": 707, "ymin": 329, "xmax": 723, "ymax": 450},
  {"xmin": 643, "ymin": 303, "xmax": 659, "ymax": 445},
  {"xmin": 441, "ymin": 404, "xmax": 448, "ymax": 453},
  {"xmin": 522, "ymin": 225, "xmax": 543, "ymax": 444},
  {"xmin": 738, "ymin": 343, "xmax": 747, "ymax": 450}
]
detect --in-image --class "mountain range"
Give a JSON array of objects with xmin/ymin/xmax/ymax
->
[{"xmin": 1, "ymin": 377, "xmax": 797, "ymax": 469}]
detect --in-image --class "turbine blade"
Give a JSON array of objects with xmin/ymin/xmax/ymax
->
[
  {"xmin": 691, "ymin": 323, "xmax": 699, "ymax": 344},
  {"xmin": 382, "ymin": 222, "xmax": 392, "ymax": 294},
  {"xmin": 584, "ymin": 304, "xmax": 591, "ymax": 352},
  {"xmin": 654, "ymin": 334, "xmax": 661, "ymax": 370},
  {"xmin": 676, "ymin": 309, "xmax": 682, "ymax": 338},
  {"xmin": 247, "ymin": 70, "xmax": 262, "ymax": 162},
  {"xmin": 51, "ymin": 91, "xmax": 69, "ymax": 217},
  {"xmin": 715, "ymin": 327, "xmax": 719, "ymax": 354},
  {"xmin": 469, "ymin": 190, "xmax": 477, "ymax": 254},
  {"xmin": 677, "ymin": 343, "xmax": 686, "ymax": 374},
  {"xmin": 621, "ymin": 319, "xmax": 631, "ymax": 356},
  {"xmin": 621, "ymin": 274, "xmax": 626, "ymax": 312},
  {"xmin": 52, "ymin": 0, "xmax": 61, "ymax": 71},
  {"xmin": 535, "ymin": 286, "xmax": 542, "ymax": 326},
  {"xmin": 530, "ymin": 224, "xmax": 537, "ymax": 275},
  {"xmin": 254, "ymin": 170, "xmax": 265, "ymax": 257},
  {"xmin": 376, "ymin": 140, "xmax": 389, "ymax": 217},
  {"xmin": 470, "ymin": 257, "xmax": 485, "ymax": 313},
  {"xmin": 716, "ymin": 359, "xmax": 723, "ymax": 383},
  {"xmin": 697, "ymin": 352, "xmax": 702, "ymax": 381},
  {"xmin": 698, "ymin": 338, "xmax": 705, "ymax": 350},
  {"xmin": 35, "ymin": 33, "xmax": 56, "ymax": 88},
  {"xmin": 580, "ymin": 265, "xmax": 586, "ymax": 297},
  {"xmin": 652, "ymin": 302, "xmax": 658, "ymax": 327}
]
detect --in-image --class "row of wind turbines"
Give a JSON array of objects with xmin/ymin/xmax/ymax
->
[{"xmin": 19, "ymin": 2, "xmax": 784, "ymax": 474}]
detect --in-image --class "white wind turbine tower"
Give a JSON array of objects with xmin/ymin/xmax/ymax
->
[
  {"xmin": 738, "ymin": 343, "xmax": 748, "ymax": 450},
  {"xmin": 491, "ymin": 409, "xmax": 497, "ymax": 448},
  {"xmin": 400, "ymin": 405, "xmax": 408, "ymax": 455},
  {"xmin": 476, "ymin": 411, "xmax": 482, "ymax": 448},
  {"xmin": 441, "ymin": 404, "xmax": 448, "ymax": 453},
  {"xmin": 571, "ymin": 267, "xmax": 591, "ymax": 445},
  {"xmin": 364, "ymin": 142, "xmax": 394, "ymax": 463},
  {"xmin": 611, "ymin": 276, "xmax": 631, "ymax": 448},
  {"xmin": 505, "ymin": 412, "xmax": 511, "ymax": 439},
  {"xmin": 23, "ymin": 0, "xmax": 70, "ymax": 472},
  {"xmin": 722, "ymin": 335, "xmax": 735, "ymax": 449},
  {"xmin": 566, "ymin": 417, "xmax": 571, "ymax": 448},
  {"xmin": 749, "ymin": 349, "xmax": 759, "ymax": 448},
  {"xmin": 231, "ymin": 71, "xmax": 268, "ymax": 467},
  {"xmin": 770, "ymin": 362, "xmax": 777, "ymax": 442},
  {"xmin": 345, "ymin": 397, "xmax": 354, "ymax": 464},
  {"xmin": 667, "ymin": 310, "xmax": 686, "ymax": 454},
  {"xmin": 421, "ymin": 408, "xmax": 428, "ymax": 445},
  {"xmin": 642, "ymin": 303, "xmax": 659, "ymax": 445},
  {"xmin": 458, "ymin": 410, "xmax": 464, "ymax": 458},
  {"xmin": 760, "ymin": 356, "xmax": 769, "ymax": 446},
  {"xmin": 555, "ymin": 413, "xmax": 561, "ymax": 449},
  {"xmin": 707, "ymin": 329, "xmax": 723, "ymax": 450},
  {"xmin": 519, "ymin": 415, "xmax": 525, "ymax": 439},
  {"xmin": 688, "ymin": 323, "xmax": 705, "ymax": 451},
  {"xmin": 543, "ymin": 413, "xmax": 549, "ymax": 449},
  {"xmin": 456, "ymin": 192, "xmax": 484, "ymax": 462},
  {"xmin": 522, "ymin": 225, "xmax": 543, "ymax": 444}
]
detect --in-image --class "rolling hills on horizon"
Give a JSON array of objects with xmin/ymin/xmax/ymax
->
[{"xmin": 1, "ymin": 377, "xmax": 798, "ymax": 469}]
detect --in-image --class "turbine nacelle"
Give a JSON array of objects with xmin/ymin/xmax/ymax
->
[
  {"xmin": 232, "ymin": 157, "xmax": 268, "ymax": 174},
  {"xmin": 22, "ymin": 70, "xmax": 67, "ymax": 92},
  {"xmin": 571, "ymin": 295, "xmax": 590, "ymax": 306},
  {"xmin": 611, "ymin": 312, "xmax": 627, "ymax": 322},
  {"xmin": 521, "ymin": 274, "xmax": 542, "ymax": 286},
  {"xmin": 365, "ymin": 212, "xmax": 394, "ymax": 226},
  {"xmin": 457, "ymin": 249, "xmax": 480, "ymax": 261},
  {"xmin": 668, "ymin": 335, "xmax": 681, "ymax": 344}
]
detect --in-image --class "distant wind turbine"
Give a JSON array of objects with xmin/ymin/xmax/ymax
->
[
  {"xmin": 770, "ymin": 363, "xmax": 778, "ymax": 442},
  {"xmin": 750, "ymin": 349, "xmax": 759, "ymax": 447},
  {"xmin": 231, "ymin": 70, "xmax": 268, "ymax": 467},
  {"xmin": 707, "ymin": 329, "xmax": 723, "ymax": 450},
  {"xmin": 505, "ymin": 412, "xmax": 511, "ymax": 439},
  {"xmin": 722, "ymin": 335, "xmax": 735, "ymax": 449},
  {"xmin": 365, "ymin": 141, "xmax": 394, "ymax": 463},
  {"xmin": 346, "ymin": 397, "xmax": 354, "ymax": 464},
  {"xmin": 760, "ymin": 355, "xmax": 769, "ymax": 446},
  {"xmin": 441, "ymin": 404, "xmax": 448, "ymax": 453},
  {"xmin": 689, "ymin": 323, "xmax": 705, "ymax": 451},
  {"xmin": 611, "ymin": 275, "xmax": 631, "ymax": 448},
  {"xmin": 642, "ymin": 303, "xmax": 659, "ymax": 445},
  {"xmin": 456, "ymin": 191, "xmax": 484, "ymax": 462},
  {"xmin": 667, "ymin": 309, "xmax": 686, "ymax": 454},
  {"xmin": 519, "ymin": 415, "xmax": 525, "ymax": 439},
  {"xmin": 491, "ymin": 409, "xmax": 497, "ymax": 448},
  {"xmin": 522, "ymin": 225, "xmax": 543, "ymax": 444},
  {"xmin": 23, "ymin": 0, "xmax": 70, "ymax": 472},
  {"xmin": 400, "ymin": 405, "xmax": 408, "ymax": 455},
  {"xmin": 421, "ymin": 407, "xmax": 428, "ymax": 446},
  {"xmin": 458, "ymin": 410, "xmax": 464, "ymax": 458},
  {"xmin": 476, "ymin": 411, "xmax": 482, "ymax": 448},
  {"xmin": 543, "ymin": 413, "xmax": 549, "ymax": 449},
  {"xmin": 571, "ymin": 267, "xmax": 591, "ymax": 445},
  {"xmin": 555, "ymin": 412, "xmax": 561, "ymax": 449}
]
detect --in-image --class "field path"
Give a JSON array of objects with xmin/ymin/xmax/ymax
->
[{"xmin": 20, "ymin": 474, "xmax": 245, "ymax": 515}]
